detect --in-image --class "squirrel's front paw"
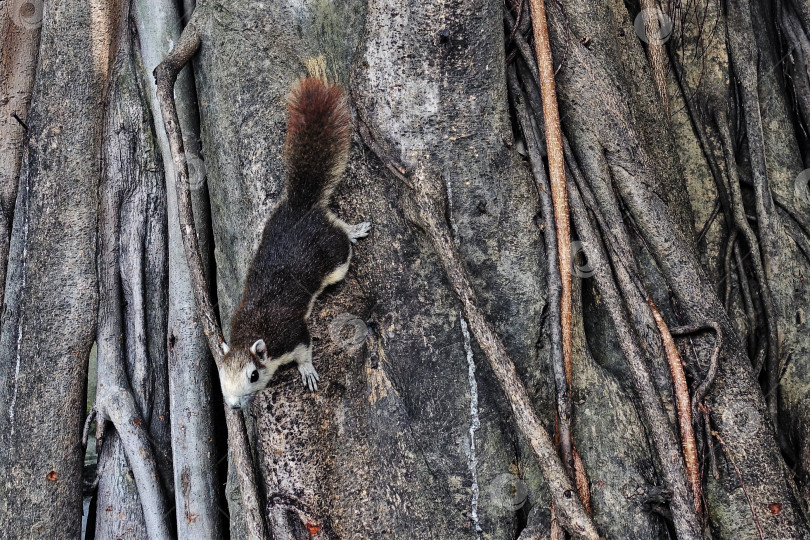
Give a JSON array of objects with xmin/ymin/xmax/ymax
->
[
  {"xmin": 298, "ymin": 362, "xmax": 320, "ymax": 391},
  {"xmin": 347, "ymin": 221, "xmax": 372, "ymax": 244}
]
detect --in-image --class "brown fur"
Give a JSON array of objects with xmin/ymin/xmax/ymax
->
[
  {"xmin": 219, "ymin": 77, "xmax": 361, "ymax": 406},
  {"xmin": 284, "ymin": 77, "xmax": 351, "ymax": 207}
]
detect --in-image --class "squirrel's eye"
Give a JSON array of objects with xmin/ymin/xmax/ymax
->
[{"xmin": 249, "ymin": 370, "xmax": 259, "ymax": 383}]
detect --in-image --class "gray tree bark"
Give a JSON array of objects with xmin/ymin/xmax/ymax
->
[
  {"xmin": 0, "ymin": 0, "xmax": 116, "ymax": 536},
  {"xmin": 191, "ymin": 0, "xmax": 673, "ymax": 537},
  {"xmin": 0, "ymin": 1, "xmax": 40, "ymax": 307},
  {"xmin": 94, "ymin": 5, "xmax": 173, "ymax": 536},
  {"xmin": 192, "ymin": 0, "xmax": 553, "ymax": 536},
  {"xmin": 3, "ymin": 0, "xmax": 810, "ymax": 538},
  {"xmin": 131, "ymin": 0, "xmax": 224, "ymax": 536},
  {"xmin": 190, "ymin": 0, "xmax": 810, "ymax": 537}
]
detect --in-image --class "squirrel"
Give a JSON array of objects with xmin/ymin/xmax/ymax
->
[{"xmin": 219, "ymin": 76, "xmax": 370, "ymax": 409}]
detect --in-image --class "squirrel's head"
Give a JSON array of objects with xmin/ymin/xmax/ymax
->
[{"xmin": 219, "ymin": 339, "xmax": 274, "ymax": 409}]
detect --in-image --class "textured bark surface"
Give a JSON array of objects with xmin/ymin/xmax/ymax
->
[
  {"xmin": 191, "ymin": 0, "xmax": 552, "ymax": 537},
  {"xmin": 132, "ymin": 1, "xmax": 224, "ymax": 536},
  {"xmin": 540, "ymin": 0, "xmax": 810, "ymax": 536},
  {"xmin": 185, "ymin": 0, "xmax": 810, "ymax": 536},
  {"xmin": 94, "ymin": 12, "xmax": 173, "ymax": 537},
  {"xmin": 0, "ymin": 3, "xmax": 40, "ymax": 306},
  {"xmin": 192, "ymin": 4, "xmax": 315, "ymax": 536},
  {"xmin": 0, "ymin": 0, "xmax": 116, "ymax": 536},
  {"xmin": 191, "ymin": 0, "xmax": 670, "ymax": 537},
  {"xmin": 2, "ymin": 0, "xmax": 810, "ymax": 538}
]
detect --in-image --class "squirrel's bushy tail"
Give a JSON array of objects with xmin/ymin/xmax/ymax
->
[{"xmin": 284, "ymin": 77, "xmax": 351, "ymax": 207}]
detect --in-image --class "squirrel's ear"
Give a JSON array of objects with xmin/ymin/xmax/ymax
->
[
  {"xmin": 250, "ymin": 339, "xmax": 267, "ymax": 360},
  {"xmin": 221, "ymin": 342, "xmax": 230, "ymax": 354}
]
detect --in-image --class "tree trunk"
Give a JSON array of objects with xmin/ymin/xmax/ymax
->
[
  {"xmin": 131, "ymin": 0, "xmax": 224, "ymax": 536},
  {"xmin": 0, "ymin": 0, "xmax": 116, "ymax": 536},
  {"xmin": 0, "ymin": 1, "xmax": 40, "ymax": 306},
  {"xmin": 3, "ymin": 0, "xmax": 810, "ymax": 538},
  {"xmin": 94, "ymin": 6, "xmax": 173, "ymax": 536}
]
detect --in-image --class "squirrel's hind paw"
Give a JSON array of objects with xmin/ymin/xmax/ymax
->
[{"xmin": 347, "ymin": 221, "xmax": 372, "ymax": 244}]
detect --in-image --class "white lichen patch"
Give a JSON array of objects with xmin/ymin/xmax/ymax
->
[{"xmin": 461, "ymin": 315, "xmax": 482, "ymax": 537}]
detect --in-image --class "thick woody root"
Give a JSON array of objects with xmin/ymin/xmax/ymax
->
[
  {"xmin": 524, "ymin": 0, "xmax": 593, "ymax": 511},
  {"xmin": 647, "ymin": 297, "xmax": 702, "ymax": 515},
  {"xmin": 407, "ymin": 185, "xmax": 599, "ymax": 539},
  {"xmin": 153, "ymin": 10, "xmax": 269, "ymax": 540},
  {"xmin": 526, "ymin": 0, "xmax": 573, "ymax": 414},
  {"xmin": 505, "ymin": 61, "xmax": 590, "ymax": 510}
]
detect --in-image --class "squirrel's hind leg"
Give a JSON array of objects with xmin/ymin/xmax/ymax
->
[
  {"xmin": 328, "ymin": 211, "xmax": 371, "ymax": 244},
  {"xmin": 322, "ymin": 258, "xmax": 350, "ymax": 288}
]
